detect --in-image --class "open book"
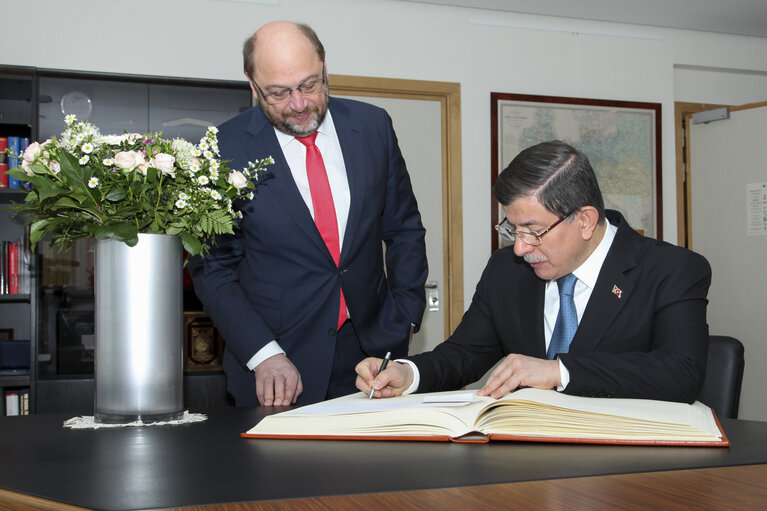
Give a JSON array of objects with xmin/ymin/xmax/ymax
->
[{"xmin": 243, "ymin": 388, "xmax": 729, "ymax": 446}]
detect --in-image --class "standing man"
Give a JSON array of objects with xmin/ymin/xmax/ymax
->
[
  {"xmin": 189, "ymin": 21, "xmax": 427, "ymax": 406},
  {"xmin": 358, "ymin": 140, "xmax": 711, "ymax": 404}
]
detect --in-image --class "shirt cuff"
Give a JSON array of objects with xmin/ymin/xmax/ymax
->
[
  {"xmin": 246, "ymin": 340, "xmax": 286, "ymax": 371},
  {"xmin": 396, "ymin": 359, "xmax": 420, "ymax": 395},
  {"xmin": 557, "ymin": 358, "xmax": 570, "ymax": 391}
]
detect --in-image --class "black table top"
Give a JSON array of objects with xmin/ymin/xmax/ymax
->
[{"xmin": 2, "ymin": 406, "xmax": 767, "ymax": 511}]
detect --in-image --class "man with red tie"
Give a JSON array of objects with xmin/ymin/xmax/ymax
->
[{"xmin": 188, "ymin": 21, "xmax": 427, "ymax": 406}]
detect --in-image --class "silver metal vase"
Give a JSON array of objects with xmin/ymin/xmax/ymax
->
[{"xmin": 94, "ymin": 233, "xmax": 184, "ymax": 423}]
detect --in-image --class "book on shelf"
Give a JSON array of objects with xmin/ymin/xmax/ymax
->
[
  {"xmin": 0, "ymin": 239, "xmax": 27, "ymax": 295},
  {"xmin": 4, "ymin": 136, "xmax": 26, "ymax": 190},
  {"xmin": 3, "ymin": 389, "xmax": 29, "ymax": 416},
  {"xmin": 243, "ymin": 388, "xmax": 729, "ymax": 447},
  {"xmin": 4, "ymin": 390, "xmax": 20, "ymax": 416},
  {"xmin": 0, "ymin": 136, "xmax": 8, "ymax": 188},
  {"xmin": 19, "ymin": 388, "xmax": 29, "ymax": 415},
  {"xmin": 0, "ymin": 241, "xmax": 7, "ymax": 294}
]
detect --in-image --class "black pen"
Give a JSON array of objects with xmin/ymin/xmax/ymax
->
[{"xmin": 369, "ymin": 351, "xmax": 392, "ymax": 399}]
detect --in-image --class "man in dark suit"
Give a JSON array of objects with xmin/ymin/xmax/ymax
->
[
  {"xmin": 358, "ymin": 140, "xmax": 711, "ymax": 404},
  {"xmin": 188, "ymin": 21, "xmax": 427, "ymax": 407}
]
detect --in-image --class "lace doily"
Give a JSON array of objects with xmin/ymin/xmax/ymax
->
[{"xmin": 63, "ymin": 410, "xmax": 207, "ymax": 429}]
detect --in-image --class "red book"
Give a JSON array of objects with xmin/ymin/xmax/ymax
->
[{"xmin": 8, "ymin": 242, "xmax": 19, "ymax": 295}]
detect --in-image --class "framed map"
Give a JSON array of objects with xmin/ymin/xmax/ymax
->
[{"xmin": 491, "ymin": 93, "xmax": 662, "ymax": 250}]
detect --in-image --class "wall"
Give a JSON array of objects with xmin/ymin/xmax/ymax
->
[{"xmin": 3, "ymin": 0, "xmax": 767, "ymax": 398}]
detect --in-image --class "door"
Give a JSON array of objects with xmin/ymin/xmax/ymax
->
[
  {"xmin": 330, "ymin": 76, "xmax": 463, "ymax": 355},
  {"xmin": 689, "ymin": 103, "xmax": 767, "ymax": 421},
  {"xmin": 342, "ymin": 96, "xmax": 445, "ymax": 354}
]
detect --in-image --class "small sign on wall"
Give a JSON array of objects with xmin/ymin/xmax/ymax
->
[{"xmin": 746, "ymin": 182, "xmax": 767, "ymax": 236}]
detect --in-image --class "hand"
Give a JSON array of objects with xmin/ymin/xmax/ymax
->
[
  {"xmin": 355, "ymin": 357, "xmax": 413, "ymax": 398},
  {"xmin": 253, "ymin": 354, "xmax": 303, "ymax": 406},
  {"xmin": 477, "ymin": 353, "xmax": 562, "ymax": 399}
]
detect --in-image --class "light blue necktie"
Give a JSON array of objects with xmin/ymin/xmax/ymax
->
[{"xmin": 547, "ymin": 273, "xmax": 578, "ymax": 360}]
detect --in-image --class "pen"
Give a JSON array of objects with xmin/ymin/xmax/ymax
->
[{"xmin": 369, "ymin": 351, "xmax": 391, "ymax": 399}]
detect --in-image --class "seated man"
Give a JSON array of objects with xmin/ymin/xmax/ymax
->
[{"xmin": 357, "ymin": 140, "xmax": 711, "ymax": 403}]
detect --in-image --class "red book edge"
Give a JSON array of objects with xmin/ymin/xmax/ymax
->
[
  {"xmin": 240, "ymin": 410, "xmax": 730, "ymax": 447},
  {"xmin": 8, "ymin": 241, "xmax": 19, "ymax": 295}
]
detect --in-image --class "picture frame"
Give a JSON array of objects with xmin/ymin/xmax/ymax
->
[
  {"xmin": 491, "ymin": 93, "xmax": 662, "ymax": 250},
  {"xmin": 183, "ymin": 312, "xmax": 225, "ymax": 372}
]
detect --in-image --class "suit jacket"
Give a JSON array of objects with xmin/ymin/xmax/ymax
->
[
  {"xmin": 188, "ymin": 97, "xmax": 427, "ymax": 405},
  {"xmin": 410, "ymin": 210, "xmax": 711, "ymax": 403}
]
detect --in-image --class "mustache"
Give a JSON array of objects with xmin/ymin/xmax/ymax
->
[{"xmin": 523, "ymin": 254, "xmax": 548, "ymax": 264}]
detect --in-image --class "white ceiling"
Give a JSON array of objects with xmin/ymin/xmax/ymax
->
[{"xmin": 399, "ymin": 0, "xmax": 767, "ymax": 38}]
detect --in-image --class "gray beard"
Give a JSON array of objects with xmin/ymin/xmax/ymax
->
[{"xmin": 260, "ymin": 102, "xmax": 327, "ymax": 138}]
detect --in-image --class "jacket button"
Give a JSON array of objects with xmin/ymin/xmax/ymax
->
[{"xmin": 328, "ymin": 328, "xmax": 336, "ymax": 336}]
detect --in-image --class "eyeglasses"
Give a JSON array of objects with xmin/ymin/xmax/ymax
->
[
  {"xmin": 495, "ymin": 209, "xmax": 578, "ymax": 246},
  {"xmin": 252, "ymin": 64, "xmax": 326, "ymax": 105}
]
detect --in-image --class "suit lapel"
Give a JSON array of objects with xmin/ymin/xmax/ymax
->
[
  {"xmin": 243, "ymin": 109, "xmax": 336, "ymax": 262},
  {"xmin": 571, "ymin": 213, "xmax": 640, "ymax": 353},
  {"xmin": 330, "ymin": 98, "xmax": 365, "ymax": 265},
  {"xmin": 526, "ymin": 278, "xmax": 548, "ymax": 358}
]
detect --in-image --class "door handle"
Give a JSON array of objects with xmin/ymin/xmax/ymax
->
[{"xmin": 425, "ymin": 281, "xmax": 439, "ymax": 312}]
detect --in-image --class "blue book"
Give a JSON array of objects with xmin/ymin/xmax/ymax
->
[{"xmin": 6, "ymin": 137, "xmax": 23, "ymax": 189}]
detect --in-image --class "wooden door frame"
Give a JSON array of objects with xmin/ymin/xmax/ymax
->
[
  {"xmin": 675, "ymin": 100, "xmax": 767, "ymax": 248},
  {"xmin": 674, "ymin": 102, "xmax": 726, "ymax": 248},
  {"xmin": 328, "ymin": 74, "xmax": 463, "ymax": 336}
]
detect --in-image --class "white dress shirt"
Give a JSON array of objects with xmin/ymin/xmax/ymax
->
[
  {"xmin": 401, "ymin": 218, "xmax": 618, "ymax": 394},
  {"xmin": 246, "ymin": 111, "xmax": 351, "ymax": 371}
]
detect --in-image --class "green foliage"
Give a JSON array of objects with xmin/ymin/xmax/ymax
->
[{"xmin": 4, "ymin": 116, "xmax": 274, "ymax": 257}]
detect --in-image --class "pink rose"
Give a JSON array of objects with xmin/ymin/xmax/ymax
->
[
  {"xmin": 23, "ymin": 141, "xmax": 43, "ymax": 163},
  {"xmin": 150, "ymin": 153, "xmax": 176, "ymax": 176},
  {"xmin": 227, "ymin": 170, "xmax": 247, "ymax": 189},
  {"xmin": 113, "ymin": 151, "xmax": 146, "ymax": 172}
]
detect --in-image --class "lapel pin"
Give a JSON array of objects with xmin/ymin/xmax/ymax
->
[{"xmin": 611, "ymin": 285, "xmax": 623, "ymax": 299}]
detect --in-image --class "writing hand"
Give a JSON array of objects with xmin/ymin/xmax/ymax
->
[
  {"xmin": 355, "ymin": 357, "xmax": 413, "ymax": 398},
  {"xmin": 477, "ymin": 353, "xmax": 561, "ymax": 399},
  {"xmin": 254, "ymin": 354, "xmax": 303, "ymax": 406}
]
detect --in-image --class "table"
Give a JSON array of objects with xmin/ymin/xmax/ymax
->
[{"xmin": 2, "ymin": 406, "xmax": 767, "ymax": 510}]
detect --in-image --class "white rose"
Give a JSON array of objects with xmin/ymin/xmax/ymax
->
[
  {"xmin": 150, "ymin": 153, "xmax": 176, "ymax": 176},
  {"xmin": 227, "ymin": 170, "xmax": 248, "ymax": 189},
  {"xmin": 113, "ymin": 151, "xmax": 145, "ymax": 172}
]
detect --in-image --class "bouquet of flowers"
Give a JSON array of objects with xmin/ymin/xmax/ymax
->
[{"xmin": 4, "ymin": 115, "xmax": 272, "ymax": 256}]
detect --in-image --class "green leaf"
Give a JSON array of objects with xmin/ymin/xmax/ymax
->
[
  {"xmin": 105, "ymin": 188, "xmax": 126, "ymax": 201},
  {"xmin": 92, "ymin": 222, "xmax": 139, "ymax": 246},
  {"xmin": 146, "ymin": 166, "xmax": 159, "ymax": 183},
  {"xmin": 29, "ymin": 218, "xmax": 54, "ymax": 247},
  {"xmin": 180, "ymin": 232, "xmax": 201, "ymax": 256},
  {"xmin": 165, "ymin": 224, "xmax": 184, "ymax": 236}
]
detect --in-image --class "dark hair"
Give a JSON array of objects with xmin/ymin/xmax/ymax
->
[
  {"xmin": 242, "ymin": 22, "xmax": 326, "ymax": 76},
  {"xmin": 493, "ymin": 140, "xmax": 605, "ymax": 222}
]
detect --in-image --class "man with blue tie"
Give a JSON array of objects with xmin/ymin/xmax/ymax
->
[
  {"xmin": 358, "ymin": 140, "xmax": 711, "ymax": 404},
  {"xmin": 188, "ymin": 21, "xmax": 427, "ymax": 407}
]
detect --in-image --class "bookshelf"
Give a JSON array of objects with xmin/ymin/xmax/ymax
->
[
  {"xmin": 1, "ymin": 64, "xmax": 250, "ymax": 414},
  {"xmin": 0, "ymin": 67, "xmax": 36, "ymax": 416}
]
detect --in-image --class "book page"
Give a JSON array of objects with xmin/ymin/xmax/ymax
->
[
  {"xmin": 476, "ymin": 388, "xmax": 722, "ymax": 441},
  {"xmin": 247, "ymin": 391, "xmax": 493, "ymax": 438}
]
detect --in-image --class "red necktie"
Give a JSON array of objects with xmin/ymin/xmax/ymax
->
[{"xmin": 296, "ymin": 133, "xmax": 347, "ymax": 329}]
